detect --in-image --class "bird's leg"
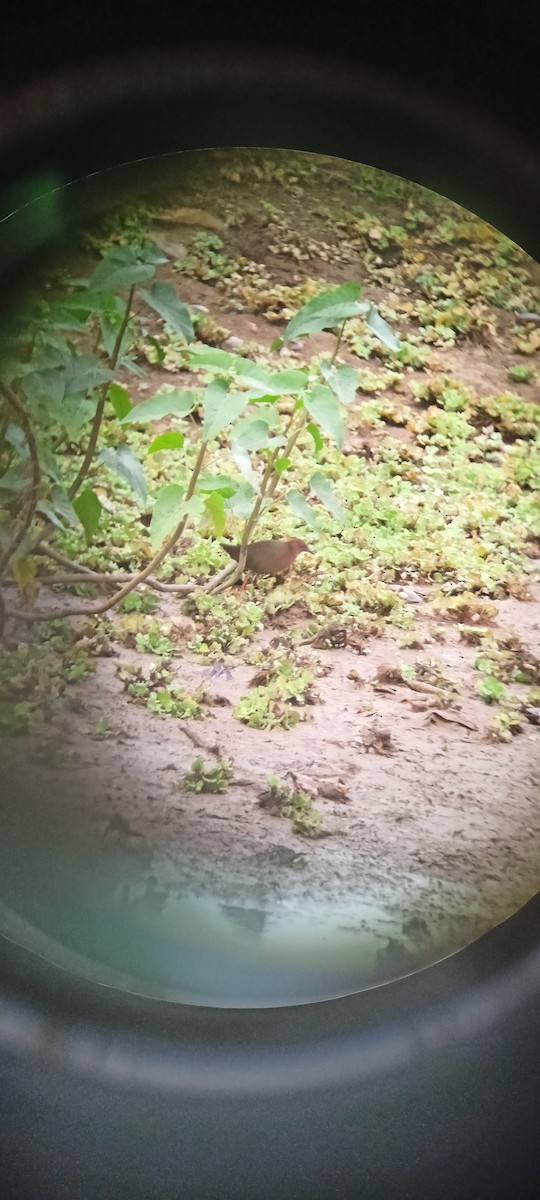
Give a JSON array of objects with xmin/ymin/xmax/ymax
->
[{"xmin": 240, "ymin": 576, "xmax": 248, "ymax": 592}]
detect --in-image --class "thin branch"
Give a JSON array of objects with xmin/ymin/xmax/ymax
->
[
  {"xmin": 330, "ymin": 320, "xmax": 346, "ymax": 366},
  {"xmin": 6, "ymin": 439, "xmax": 209, "ymax": 622},
  {"xmin": 33, "ymin": 544, "xmax": 195, "ymax": 593},
  {"xmin": 3, "ymin": 570, "xmax": 195, "ymax": 595},
  {"xmin": 67, "ymin": 282, "xmax": 136, "ymax": 502},
  {"xmin": 0, "ymin": 408, "xmax": 10, "ymax": 457},
  {"xmin": 203, "ymin": 561, "xmax": 237, "ymax": 595},
  {"xmin": 35, "ymin": 543, "xmax": 97, "ymax": 573},
  {"xmin": 26, "ymin": 283, "xmax": 137, "ymax": 556},
  {"xmin": 0, "ymin": 383, "xmax": 42, "ymax": 579},
  {"xmin": 207, "ymin": 410, "xmax": 309, "ymax": 595}
]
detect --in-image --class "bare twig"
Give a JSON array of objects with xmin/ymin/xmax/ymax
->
[
  {"xmin": 33, "ymin": 543, "xmax": 193, "ymax": 590},
  {"xmin": 177, "ymin": 723, "xmax": 224, "ymax": 756},
  {"xmin": 203, "ymin": 562, "xmax": 237, "ymax": 594},
  {"xmin": 330, "ymin": 320, "xmax": 346, "ymax": 365},
  {"xmin": 35, "ymin": 543, "xmax": 97, "ymax": 573},
  {"xmin": 3, "ymin": 570, "xmax": 195, "ymax": 595}
]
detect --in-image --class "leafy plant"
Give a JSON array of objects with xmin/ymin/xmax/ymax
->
[
  {"xmin": 234, "ymin": 650, "xmax": 316, "ymax": 729},
  {"xmin": 134, "ymin": 626, "xmax": 174, "ymax": 656},
  {"xmin": 1, "ymin": 275, "xmax": 398, "ymax": 628},
  {"xmin": 234, "ymin": 687, "xmax": 302, "ymax": 730},
  {"xmin": 186, "ymin": 594, "xmax": 264, "ymax": 657},
  {"xmin": 476, "ymin": 676, "xmax": 506, "ymax": 704},
  {"xmin": 486, "ymin": 707, "xmax": 523, "ymax": 741},
  {"xmin": 118, "ymin": 590, "xmax": 159, "ymax": 614},
  {"xmin": 282, "ymin": 790, "xmax": 323, "ymax": 837},
  {"xmin": 182, "ymin": 756, "xmax": 234, "ymax": 792},
  {"xmin": 85, "ymin": 716, "xmax": 113, "ymax": 739},
  {"xmin": 117, "ymin": 661, "xmax": 204, "ymax": 719},
  {"xmin": 507, "ymin": 364, "xmax": 535, "ymax": 384}
]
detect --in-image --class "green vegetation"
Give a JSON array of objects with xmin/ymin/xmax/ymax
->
[
  {"xmin": 117, "ymin": 660, "xmax": 204, "ymax": 719},
  {"xmin": 2, "ymin": 150, "xmax": 540, "ymax": 749},
  {"xmin": 182, "ymin": 756, "xmax": 234, "ymax": 793},
  {"xmin": 260, "ymin": 774, "xmax": 323, "ymax": 836}
]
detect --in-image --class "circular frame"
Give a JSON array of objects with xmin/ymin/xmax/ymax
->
[{"xmin": 1, "ymin": 44, "xmax": 539, "ymax": 1199}]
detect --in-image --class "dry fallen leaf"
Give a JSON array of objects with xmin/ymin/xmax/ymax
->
[
  {"xmin": 406, "ymin": 679, "xmax": 446, "ymax": 697},
  {"xmin": 153, "ymin": 207, "xmax": 225, "ymax": 230},
  {"xmin": 424, "ymin": 710, "xmax": 478, "ymax": 731},
  {"xmin": 316, "ymin": 779, "xmax": 352, "ymax": 803},
  {"xmin": 361, "ymin": 726, "xmax": 396, "ymax": 756}
]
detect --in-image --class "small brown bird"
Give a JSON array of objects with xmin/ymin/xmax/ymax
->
[{"xmin": 222, "ymin": 537, "xmax": 310, "ymax": 577}]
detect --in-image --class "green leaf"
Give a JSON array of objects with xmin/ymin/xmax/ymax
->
[
  {"xmin": 304, "ymin": 385, "xmax": 345, "ymax": 448},
  {"xmin": 88, "ymin": 246, "xmax": 156, "ymax": 293},
  {"xmin": 48, "ymin": 486, "xmax": 79, "ymax": 526},
  {"xmin": 72, "ymin": 488, "xmax": 102, "ymax": 542},
  {"xmin": 149, "ymin": 484, "xmax": 184, "ymax": 548},
  {"xmin": 202, "ymin": 378, "xmax": 250, "ymax": 440},
  {"xmin": 267, "ymin": 368, "xmax": 309, "ymax": 395},
  {"xmin": 35, "ymin": 502, "xmax": 67, "ymax": 530},
  {"xmin": 147, "ymin": 431, "xmax": 185, "ymax": 454},
  {"xmin": 122, "ymin": 389, "xmax": 198, "ymax": 423},
  {"xmin": 99, "ymin": 445, "xmax": 147, "ymax": 504},
  {"xmin": 149, "ymin": 486, "xmax": 202, "ymax": 549},
  {"xmin": 21, "ymin": 369, "xmax": 65, "ymax": 406},
  {"xmin": 139, "ymin": 282, "xmax": 194, "ymax": 341},
  {"xmin": 36, "ymin": 441, "xmax": 61, "ymax": 483},
  {"xmin": 45, "ymin": 294, "xmax": 99, "ymax": 329},
  {"xmin": 310, "ymin": 472, "xmax": 346, "ymax": 521},
  {"xmin": 232, "ymin": 362, "xmax": 308, "ymax": 396},
  {"xmin": 108, "ymin": 383, "xmax": 132, "ymax": 420},
  {"xmin": 0, "ymin": 463, "xmax": 31, "ymax": 494},
  {"xmin": 63, "ymin": 355, "xmax": 114, "ymax": 396},
  {"xmin": 233, "ymin": 417, "xmax": 285, "ymax": 452},
  {"xmin": 320, "ymin": 363, "xmax": 358, "ymax": 405},
  {"xmin": 188, "ymin": 345, "xmax": 236, "ymax": 371},
  {"xmin": 232, "ymin": 360, "xmax": 274, "ymax": 390},
  {"xmin": 274, "ymin": 457, "xmax": 291, "ymax": 474},
  {"xmin": 138, "ymin": 241, "xmax": 169, "ymax": 265},
  {"xmin": 231, "ymin": 441, "xmax": 260, "ymax": 489},
  {"xmin": 284, "ymin": 283, "xmax": 369, "ymax": 340},
  {"xmin": 476, "ymin": 676, "xmax": 505, "ymax": 704},
  {"xmin": 249, "ymin": 402, "xmax": 282, "ymax": 430},
  {"xmin": 196, "ymin": 474, "xmax": 238, "ymax": 496},
  {"xmin": 4, "ymin": 424, "xmax": 28, "ymax": 456},
  {"xmin": 99, "ymin": 317, "xmax": 133, "ymax": 363},
  {"xmin": 307, "ymin": 422, "xmax": 324, "ymax": 453},
  {"xmin": 48, "ymin": 396, "xmax": 96, "ymax": 438},
  {"xmin": 226, "ymin": 482, "xmax": 257, "ymax": 519},
  {"xmin": 365, "ymin": 305, "xmax": 401, "ymax": 350},
  {"xmin": 204, "ymin": 492, "xmax": 227, "ymax": 536},
  {"xmin": 286, "ymin": 490, "xmax": 319, "ymax": 530}
]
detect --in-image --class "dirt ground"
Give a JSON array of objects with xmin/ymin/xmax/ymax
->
[{"xmin": 2, "ymin": 149, "xmax": 540, "ymax": 1006}]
